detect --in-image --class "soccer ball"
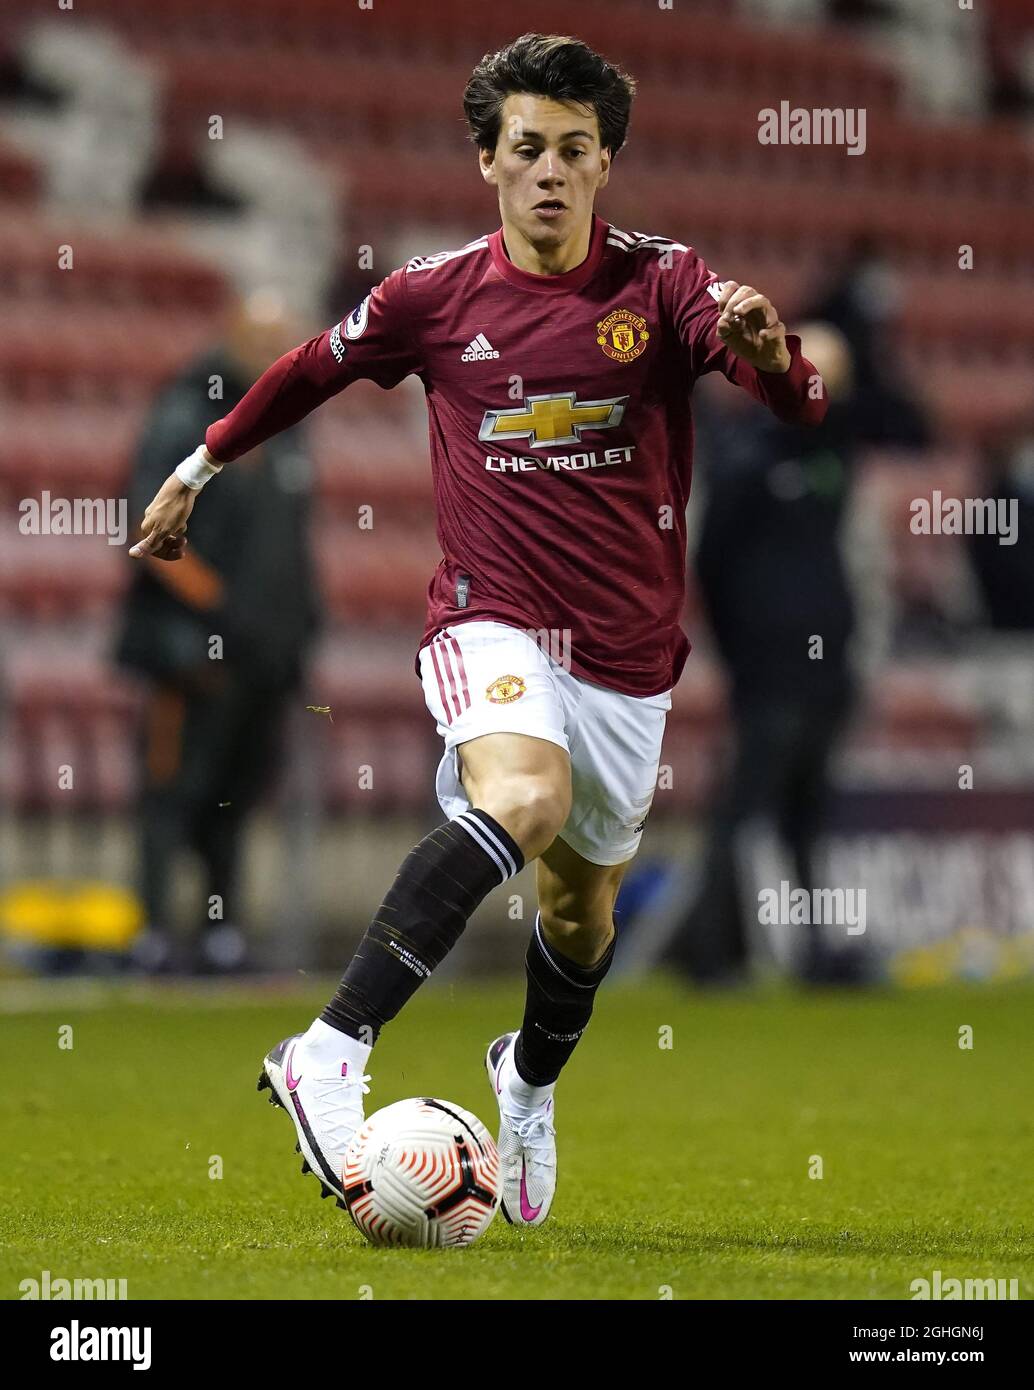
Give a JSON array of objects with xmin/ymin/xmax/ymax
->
[{"xmin": 342, "ymin": 1097, "xmax": 502, "ymax": 1248}]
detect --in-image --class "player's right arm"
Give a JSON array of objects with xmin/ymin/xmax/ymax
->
[{"xmin": 130, "ymin": 269, "xmax": 419, "ymax": 560}]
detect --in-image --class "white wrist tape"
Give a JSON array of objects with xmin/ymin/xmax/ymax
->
[{"xmin": 175, "ymin": 445, "xmax": 223, "ymax": 491}]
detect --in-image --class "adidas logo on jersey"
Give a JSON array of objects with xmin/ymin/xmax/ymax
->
[{"xmin": 461, "ymin": 333, "xmax": 500, "ymax": 362}]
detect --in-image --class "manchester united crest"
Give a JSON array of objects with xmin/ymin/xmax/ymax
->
[
  {"xmin": 486, "ymin": 675, "xmax": 526, "ymax": 704},
  {"xmin": 596, "ymin": 308, "xmax": 650, "ymax": 363}
]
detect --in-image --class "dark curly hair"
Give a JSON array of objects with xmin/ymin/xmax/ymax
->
[{"xmin": 463, "ymin": 33, "xmax": 636, "ymax": 158}]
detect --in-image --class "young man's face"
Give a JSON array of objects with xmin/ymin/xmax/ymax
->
[{"xmin": 480, "ymin": 93, "xmax": 611, "ymax": 253}]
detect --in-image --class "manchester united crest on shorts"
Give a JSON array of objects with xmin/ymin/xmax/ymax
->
[
  {"xmin": 596, "ymin": 308, "xmax": 650, "ymax": 363},
  {"xmin": 486, "ymin": 675, "xmax": 526, "ymax": 704}
]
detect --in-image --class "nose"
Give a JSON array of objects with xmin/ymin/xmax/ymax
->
[{"xmin": 536, "ymin": 152, "xmax": 564, "ymax": 184}]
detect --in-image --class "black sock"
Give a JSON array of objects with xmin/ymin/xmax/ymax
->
[
  {"xmin": 514, "ymin": 913, "xmax": 615, "ymax": 1086},
  {"xmin": 321, "ymin": 809, "xmax": 523, "ymax": 1043}
]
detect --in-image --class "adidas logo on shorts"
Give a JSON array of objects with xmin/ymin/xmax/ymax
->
[{"xmin": 461, "ymin": 333, "xmax": 500, "ymax": 362}]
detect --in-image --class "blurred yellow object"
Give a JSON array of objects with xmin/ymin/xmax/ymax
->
[
  {"xmin": 892, "ymin": 939, "xmax": 955, "ymax": 989},
  {"xmin": 0, "ymin": 881, "xmax": 143, "ymax": 951},
  {"xmin": 891, "ymin": 924, "xmax": 1034, "ymax": 988}
]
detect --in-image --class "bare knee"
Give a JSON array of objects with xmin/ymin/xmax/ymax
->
[
  {"xmin": 479, "ymin": 775, "xmax": 571, "ymax": 862},
  {"xmin": 459, "ymin": 733, "xmax": 572, "ymax": 863}
]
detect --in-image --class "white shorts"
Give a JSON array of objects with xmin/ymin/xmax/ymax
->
[{"xmin": 418, "ymin": 621, "xmax": 671, "ymax": 866}]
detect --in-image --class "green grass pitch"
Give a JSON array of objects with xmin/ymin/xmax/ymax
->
[{"xmin": 2, "ymin": 978, "xmax": 1031, "ymax": 1300}]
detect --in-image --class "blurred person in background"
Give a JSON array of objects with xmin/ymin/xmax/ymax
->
[
  {"xmin": 806, "ymin": 237, "xmax": 930, "ymax": 456},
  {"xmin": 968, "ymin": 415, "xmax": 1034, "ymax": 630},
  {"xmin": 115, "ymin": 289, "xmax": 320, "ymax": 974},
  {"xmin": 664, "ymin": 319, "xmax": 925, "ymax": 986}
]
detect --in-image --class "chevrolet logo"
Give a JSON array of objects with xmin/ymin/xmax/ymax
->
[{"xmin": 479, "ymin": 392, "xmax": 628, "ymax": 449}]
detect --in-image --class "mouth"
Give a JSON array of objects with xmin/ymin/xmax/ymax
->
[{"xmin": 532, "ymin": 199, "xmax": 567, "ymax": 220}]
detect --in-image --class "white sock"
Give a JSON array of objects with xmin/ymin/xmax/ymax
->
[
  {"xmin": 503, "ymin": 1041, "xmax": 555, "ymax": 1118},
  {"xmin": 301, "ymin": 1017, "xmax": 373, "ymax": 1075}
]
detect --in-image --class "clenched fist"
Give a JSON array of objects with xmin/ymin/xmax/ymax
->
[{"xmin": 716, "ymin": 280, "xmax": 791, "ymax": 373}]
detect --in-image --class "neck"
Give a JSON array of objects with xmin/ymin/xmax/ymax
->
[{"xmin": 499, "ymin": 212, "xmax": 593, "ymax": 276}]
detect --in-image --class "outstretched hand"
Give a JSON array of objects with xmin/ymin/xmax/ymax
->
[{"xmin": 128, "ymin": 472, "xmax": 195, "ymax": 560}]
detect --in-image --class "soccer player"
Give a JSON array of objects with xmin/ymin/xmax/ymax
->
[{"xmin": 130, "ymin": 33, "xmax": 827, "ymax": 1226}]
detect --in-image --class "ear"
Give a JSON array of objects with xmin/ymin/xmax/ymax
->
[
  {"xmin": 479, "ymin": 147, "xmax": 497, "ymax": 188},
  {"xmin": 598, "ymin": 148, "xmax": 612, "ymax": 191}
]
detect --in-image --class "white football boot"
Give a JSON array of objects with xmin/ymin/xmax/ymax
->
[
  {"xmin": 258, "ymin": 1021, "xmax": 371, "ymax": 1206},
  {"xmin": 485, "ymin": 1031, "xmax": 557, "ymax": 1226}
]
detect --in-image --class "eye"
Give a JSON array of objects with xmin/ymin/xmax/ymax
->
[
  {"xmin": 516, "ymin": 147, "xmax": 538, "ymax": 160},
  {"xmin": 567, "ymin": 149, "xmax": 586, "ymax": 159}
]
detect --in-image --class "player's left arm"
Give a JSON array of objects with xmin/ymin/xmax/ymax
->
[
  {"xmin": 672, "ymin": 255, "xmax": 827, "ymax": 426},
  {"xmin": 710, "ymin": 279, "xmax": 827, "ymax": 425}
]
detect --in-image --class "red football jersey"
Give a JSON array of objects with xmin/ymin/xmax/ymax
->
[{"xmin": 206, "ymin": 213, "xmax": 826, "ymax": 696}]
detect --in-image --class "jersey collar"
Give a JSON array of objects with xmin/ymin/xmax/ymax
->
[{"xmin": 489, "ymin": 213, "xmax": 608, "ymax": 293}]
